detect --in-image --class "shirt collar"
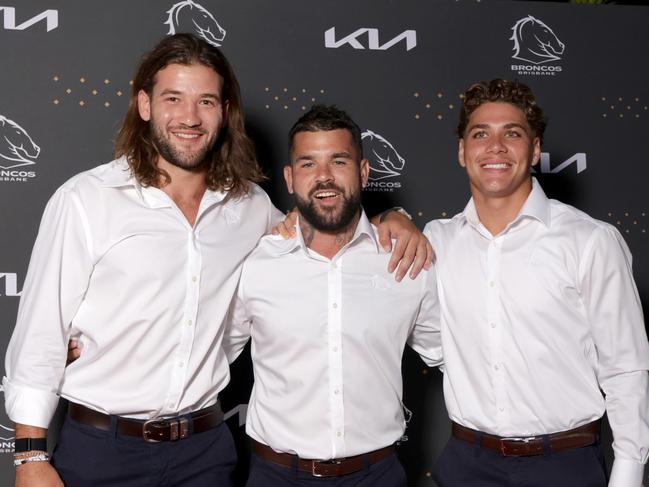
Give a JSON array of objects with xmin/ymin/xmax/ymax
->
[
  {"xmin": 98, "ymin": 156, "xmax": 229, "ymax": 209},
  {"xmin": 99, "ymin": 156, "xmax": 138, "ymax": 188},
  {"xmin": 272, "ymin": 209, "xmax": 380, "ymax": 257},
  {"xmin": 461, "ymin": 177, "xmax": 551, "ymax": 230}
]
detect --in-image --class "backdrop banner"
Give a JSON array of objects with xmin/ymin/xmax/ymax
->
[{"xmin": 0, "ymin": 1, "xmax": 647, "ymax": 485}]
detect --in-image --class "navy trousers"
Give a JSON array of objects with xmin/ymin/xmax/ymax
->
[
  {"xmin": 51, "ymin": 414, "xmax": 237, "ymax": 487},
  {"xmin": 433, "ymin": 436, "xmax": 607, "ymax": 487},
  {"xmin": 246, "ymin": 452, "xmax": 407, "ymax": 487}
]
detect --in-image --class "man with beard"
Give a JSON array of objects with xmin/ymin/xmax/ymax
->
[
  {"xmin": 3, "ymin": 36, "xmax": 429, "ymax": 487},
  {"xmin": 224, "ymin": 105, "xmax": 442, "ymax": 487}
]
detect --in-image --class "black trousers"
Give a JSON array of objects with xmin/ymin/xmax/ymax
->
[
  {"xmin": 433, "ymin": 436, "xmax": 607, "ymax": 487},
  {"xmin": 51, "ymin": 414, "xmax": 237, "ymax": 487},
  {"xmin": 245, "ymin": 452, "xmax": 407, "ymax": 487}
]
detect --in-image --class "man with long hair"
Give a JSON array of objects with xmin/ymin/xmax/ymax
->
[
  {"xmin": 426, "ymin": 79, "xmax": 649, "ymax": 487},
  {"xmin": 3, "ymin": 34, "xmax": 429, "ymax": 487}
]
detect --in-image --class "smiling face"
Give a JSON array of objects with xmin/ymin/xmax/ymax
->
[
  {"xmin": 284, "ymin": 129, "xmax": 369, "ymax": 233},
  {"xmin": 137, "ymin": 63, "xmax": 227, "ymax": 173},
  {"xmin": 459, "ymin": 101, "xmax": 540, "ymax": 205}
]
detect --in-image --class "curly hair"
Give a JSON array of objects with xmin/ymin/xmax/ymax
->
[
  {"xmin": 457, "ymin": 79, "xmax": 546, "ymax": 143},
  {"xmin": 114, "ymin": 34, "xmax": 264, "ymax": 197}
]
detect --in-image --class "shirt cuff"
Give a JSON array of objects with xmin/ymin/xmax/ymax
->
[
  {"xmin": 608, "ymin": 458, "xmax": 645, "ymax": 487},
  {"xmin": 2, "ymin": 376, "xmax": 59, "ymax": 429}
]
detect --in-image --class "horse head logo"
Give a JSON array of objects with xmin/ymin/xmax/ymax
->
[
  {"xmin": 0, "ymin": 423, "xmax": 14, "ymax": 442},
  {"xmin": 510, "ymin": 15, "xmax": 564, "ymax": 65},
  {"xmin": 361, "ymin": 130, "xmax": 405, "ymax": 181},
  {"xmin": 165, "ymin": 0, "xmax": 226, "ymax": 47},
  {"xmin": 0, "ymin": 116, "xmax": 40, "ymax": 170}
]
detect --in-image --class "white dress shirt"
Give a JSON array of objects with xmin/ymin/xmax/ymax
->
[
  {"xmin": 224, "ymin": 211, "xmax": 441, "ymax": 459},
  {"xmin": 424, "ymin": 179, "xmax": 649, "ymax": 487},
  {"xmin": 4, "ymin": 157, "xmax": 280, "ymax": 428}
]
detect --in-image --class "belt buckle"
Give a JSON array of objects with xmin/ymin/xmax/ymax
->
[
  {"xmin": 142, "ymin": 417, "xmax": 189, "ymax": 443},
  {"xmin": 311, "ymin": 459, "xmax": 343, "ymax": 477},
  {"xmin": 143, "ymin": 418, "xmax": 165, "ymax": 443},
  {"xmin": 499, "ymin": 436, "xmax": 537, "ymax": 457}
]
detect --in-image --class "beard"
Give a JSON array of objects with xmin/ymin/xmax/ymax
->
[
  {"xmin": 295, "ymin": 182, "xmax": 362, "ymax": 232},
  {"xmin": 150, "ymin": 122, "xmax": 218, "ymax": 171}
]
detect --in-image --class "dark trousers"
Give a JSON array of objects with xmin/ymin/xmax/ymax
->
[
  {"xmin": 51, "ymin": 414, "xmax": 236, "ymax": 487},
  {"xmin": 246, "ymin": 452, "xmax": 407, "ymax": 487},
  {"xmin": 433, "ymin": 436, "xmax": 607, "ymax": 487}
]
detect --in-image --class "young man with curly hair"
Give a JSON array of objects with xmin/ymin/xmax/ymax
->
[{"xmin": 426, "ymin": 79, "xmax": 648, "ymax": 487}]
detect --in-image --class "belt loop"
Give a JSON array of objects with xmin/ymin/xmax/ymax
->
[
  {"xmin": 542, "ymin": 434, "xmax": 551, "ymax": 458},
  {"xmin": 474, "ymin": 430, "xmax": 483, "ymax": 458},
  {"xmin": 290, "ymin": 454, "xmax": 298, "ymax": 475},
  {"xmin": 110, "ymin": 414, "xmax": 118, "ymax": 439}
]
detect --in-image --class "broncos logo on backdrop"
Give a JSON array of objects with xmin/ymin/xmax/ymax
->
[
  {"xmin": 361, "ymin": 130, "xmax": 405, "ymax": 181},
  {"xmin": 165, "ymin": 0, "xmax": 226, "ymax": 47},
  {"xmin": 510, "ymin": 15, "xmax": 564, "ymax": 65},
  {"xmin": 0, "ymin": 424, "xmax": 14, "ymax": 442},
  {"xmin": 0, "ymin": 116, "xmax": 40, "ymax": 170}
]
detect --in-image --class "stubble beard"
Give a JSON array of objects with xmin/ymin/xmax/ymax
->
[{"xmin": 150, "ymin": 122, "xmax": 218, "ymax": 171}]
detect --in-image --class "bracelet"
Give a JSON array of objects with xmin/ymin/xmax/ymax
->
[
  {"xmin": 14, "ymin": 437, "xmax": 47, "ymax": 453},
  {"xmin": 14, "ymin": 450, "xmax": 47, "ymax": 460},
  {"xmin": 13, "ymin": 452, "xmax": 49, "ymax": 467}
]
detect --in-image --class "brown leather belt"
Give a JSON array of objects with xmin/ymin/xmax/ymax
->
[
  {"xmin": 452, "ymin": 420, "xmax": 600, "ymax": 457},
  {"xmin": 68, "ymin": 402, "xmax": 223, "ymax": 443},
  {"xmin": 252, "ymin": 440, "xmax": 394, "ymax": 477}
]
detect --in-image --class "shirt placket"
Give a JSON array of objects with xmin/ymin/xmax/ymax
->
[
  {"xmin": 162, "ymin": 227, "xmax": 201, "ymax": 413},
  {"xmin": 327, "ymin": 256, "xmax": 345, "ymax": 457},
  {"xmin": 486, "ymin": 235, "xmax": 508, "ymax": 426}
]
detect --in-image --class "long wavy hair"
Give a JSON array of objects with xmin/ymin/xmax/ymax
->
[
  {"xmin": 457, "ymin": 79, "xmax": 546, "ymax": 144},
  {"xmin": 114, "ymin": 33, "xmax": 264, "ymax": 197}
]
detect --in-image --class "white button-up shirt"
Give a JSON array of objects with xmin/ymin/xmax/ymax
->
[
  {"xmin": 224, "ymin": 212, "xmax": 441, "ymax": 459},
  {"xmin": 424, "ymin": 179, "xmax": 649, "ymax": 487},
  {"xmin": 4, "ymin": 157, "xmax": 279, "ymax": 428}
]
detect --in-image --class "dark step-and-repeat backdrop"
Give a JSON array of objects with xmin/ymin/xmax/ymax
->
[{"xmin": 0, "ymin": 1, "xmax": 647, "ymax": 485}]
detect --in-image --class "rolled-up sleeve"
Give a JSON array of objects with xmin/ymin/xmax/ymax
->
[{"xmin": 3, "ymin": 186, "xmax": 94, "ymax": 428}]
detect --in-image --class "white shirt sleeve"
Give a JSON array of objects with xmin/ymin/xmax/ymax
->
[
  {"xmin": 407, "ymin": 264, "xmax": 443, "ymax": 368},
  {"xmin": 3, "ymin": 186, "xmax": 94, "ymax": 429},
  {"xmin": 222, "ymin": 282, "xmax": 252, "ymax": 365},
  {"xmin": 269, "ymin": 204, "xmax": 285, "ymax": 229},
  {"xmin": 579, "ymin": 225, "xmax": 649, "ymax": 486}
]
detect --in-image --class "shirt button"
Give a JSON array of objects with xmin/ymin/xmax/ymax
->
[
  {"xmin": 178, "ymin": 361, "xmax": 184, "ymax": 368},
  {"xmin": 489, "ymin": 281, "xmax": 495, "ymax": 288},
  {"xmin": 494, "ymin": 364, "xmax": 499, "ymax": 371},
  {"xmin": 337, "ymin": 432, "xmax": 343, "ymax": 438},
  {"xmin": 490, "ymin": 322, "xmax": 496, "ymax": 328},
  {"xmin": 331, "ymin": 262, "xmax": 337, "ymax": 269},
  {"xmin": 192, "ymin": 276, "xmax": 198, "ymax": 282},
  {"xmin": 334, "ymin": 389, "xmax": 339, "ymax": 395},
  {"xmin": 187, "ymin": 320, "xmax": 193, "ymax": 326},
  {"xmin": 499, "ymin": 407, "xmax": 505, "ymax": 412},
  {"xmin": 332, "ymin": 346, "xmax": 338, "ymax": 352},
  {"xmin": 332, "ymin": 303, "xmax": 338, "ymax": 309}
]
